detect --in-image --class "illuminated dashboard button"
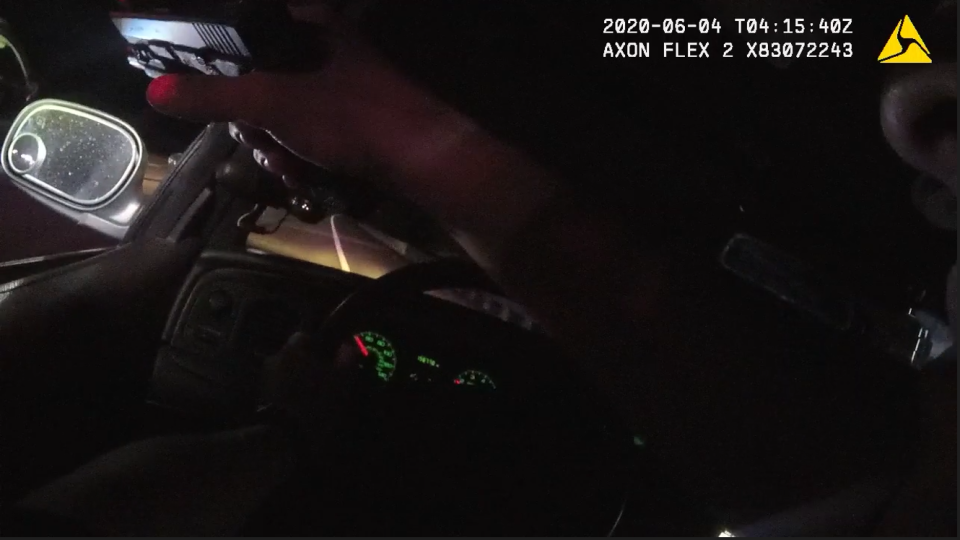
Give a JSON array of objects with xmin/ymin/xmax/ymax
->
[{"xmin": 453, "ymin": 370, "xmax": 496, "ymax": 390}]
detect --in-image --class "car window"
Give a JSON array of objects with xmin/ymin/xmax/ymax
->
[
  {"xmin": 246, "ymin": 210, "xmax": 542, "ymax": 332},
  {"xmin": 0, "ymin": 145, "xmax": 173, "ymax": 265}
]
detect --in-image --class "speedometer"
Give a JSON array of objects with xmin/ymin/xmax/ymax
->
[
  {"xmin": 353, "ymin": 331, "xmax": 397, "ymax": 382},
  {"xmin": 454, "ymin": 370, "xmax": 497, "ymax": 390}
]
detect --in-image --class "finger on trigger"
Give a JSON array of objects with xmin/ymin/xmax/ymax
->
[{"xmin": 146, "ymin": 73, "xmax": 286, "ymax": 127}]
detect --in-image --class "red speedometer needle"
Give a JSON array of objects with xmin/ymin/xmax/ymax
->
[{"xmin": 353, "ymin": 335, "xmax": 369, "ymax": 356}]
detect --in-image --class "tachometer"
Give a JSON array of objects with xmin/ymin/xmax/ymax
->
[
  {"xmin": 454, "ymin": 370, "xmax": 496, "ymax": 390},
  {"xmin": 353, "ymin": 331, "xmax": 397, "ymax": 382}
]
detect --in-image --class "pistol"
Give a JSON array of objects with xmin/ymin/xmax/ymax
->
[{"xmin": 110, "ymin": 0, "xmax": 323, "ymax": 78}]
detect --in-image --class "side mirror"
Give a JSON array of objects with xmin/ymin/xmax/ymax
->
[{"xmin": 2, "ymin": 99, "xmax": 146, "ymax": 239}]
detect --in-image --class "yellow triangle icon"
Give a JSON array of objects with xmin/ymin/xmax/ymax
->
[{"xmin": 879, "ymin": 15, "xmax": 932, "ymax": 63}]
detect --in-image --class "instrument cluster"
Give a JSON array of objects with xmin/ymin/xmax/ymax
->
[{"xmin": 347, "ymin": 330, "xmax": 498, "ymax": 392}]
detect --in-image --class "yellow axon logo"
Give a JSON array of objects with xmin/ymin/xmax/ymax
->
[{"xmin": 878, "ymin": 15, "xmax": 932, "ymax": 63}]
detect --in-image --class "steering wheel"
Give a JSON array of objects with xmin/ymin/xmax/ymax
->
[{"xmin": 247, "ymin": 259, "xmax": 642, "ymax": 536}]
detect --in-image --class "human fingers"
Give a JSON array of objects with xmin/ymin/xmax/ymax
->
[
  {"xmin": 881, "ymin": 64, "xmax": 958, "ymax": 191},
  {"xmin": 253, "ymin": 147, "xmax": 315, "ymax": 189},
  {"xmin": 228, "ymin": 121, "xmax": 280, "ymax": 148},
  {"xmin": 879, "ymin": 0, "xmax": 957, "ymax": 192},
  {"xmin": 264, "ymin": 332, "xmax": 361, "ymax": 424},
  {"xmin": 263, "ymin": 332, "xmax": 316, "ymax": 409},
  {"xmin": 146, "ymin": 72, "xmax": 296, "ymax": 129},
  {"xmin": 230, "ymin": 122, "xmax": 313, "ymax": 188}
]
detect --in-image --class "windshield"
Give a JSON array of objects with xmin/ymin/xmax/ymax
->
[
  {"xmin": 245, "ymin": 209, "xmax": 542, "ymax": 332},
  {"xmin": 247, "ymin": 211, "xmax": 411, "ymax": 279}
]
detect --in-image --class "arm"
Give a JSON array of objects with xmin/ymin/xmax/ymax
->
[
  {"xmin": 145, "ymin": 6, "xmax": 956, "ymax": 526},
  {"xmin": 15, "ymin": 426, "xmax": 296, "ymax": 536},
  {"xmin": 13, "ymin": 333, "xmax": 344, "ymax": 537},
  {"xmin": 150, "ymin": 72, "xmax": 673, "ymax": 444}
]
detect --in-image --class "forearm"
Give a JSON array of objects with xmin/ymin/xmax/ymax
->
[
  {"xmin": 418, "ymin": 115, "xmax": 670, "ymax": 334},
  {"xmin": 493, "ymin": 192, "xmax": 675, "ymax": 427},
  {"xmin": 17, "ymin": 425, "xmax": 295, "ymax": 536},
  {"xmin": 441, "ymin": 138, "xmax": 677, "ymax": 433}
]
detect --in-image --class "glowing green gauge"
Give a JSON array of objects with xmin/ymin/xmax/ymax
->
[
  {"xmin": 454, "ymin": 370, "xmax": 497, "ymax": 390},
  {"xmin": 353, "ymin": 331, "xmax": 397, "ymax": 382}
]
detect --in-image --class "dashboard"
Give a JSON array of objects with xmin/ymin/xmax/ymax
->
[
  {"xmin": 148, "ymin": 250, "xmax": 639, "ymax": 535},
  {"xmin": 152, "ymin": 251, "xmax": 530, "ymax": 417},
  {"xmin": 350, "ymin": 330, "xmax": 499, "ymax": 390}
]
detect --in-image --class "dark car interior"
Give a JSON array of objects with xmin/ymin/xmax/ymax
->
[{"xmin": 0, "ymin": 0, "xmax": 955, "ymax": 536}]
